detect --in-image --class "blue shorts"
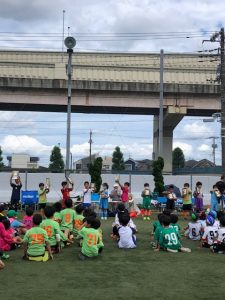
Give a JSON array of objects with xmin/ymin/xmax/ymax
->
[
  {"xmin": 82, "ymin": 203, "xmax": 91, "ymax": 208},
  {"xmin": 100, "ymin": 198, "xmax": 108, "ymax": 209}
]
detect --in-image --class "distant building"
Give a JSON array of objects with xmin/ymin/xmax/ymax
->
[
  {"xmin": 74, "ymin": 154, "xmax": 112, "ymax": 172},
  {"xmin": 185, "ymin": 159, "xmax": 216, "ymax": 168},
  {"xmin": 124, "ymin": 158, "xmax": 153, "ymax": 171},
  {"xmin": 102, "ymin": 156, "xmax": 113, "ymax": 171},
  {"xmin": 7, "ymin": 154, "xmax": 39, "ymax": 169},
  {"xmin": 124, "ymin": 158, "xmax": 137, "ymax": 171}
]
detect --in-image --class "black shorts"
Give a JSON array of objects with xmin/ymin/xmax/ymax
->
[
  {"xmin": 39, "ymin": 203, "xmax": 47, "ymax": 209},
  {"xmin": 183, "ymin": 204, "xmax": 192, "ymax": 211},
  {"xmin": 212, "ymin": 243, "xmax": 225, "ymax": 253},
  {"xmin": 166, "ymin": 199, "xmax": 175, "ymax": 210}
]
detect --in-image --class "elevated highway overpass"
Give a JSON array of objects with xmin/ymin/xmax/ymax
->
[{"xmin": 0, "ymin": 50, "xmax": 221, "ymax": 172}]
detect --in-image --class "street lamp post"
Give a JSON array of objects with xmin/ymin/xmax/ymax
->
[{"xmin": 64, "ymin": 36, "xmax": 76, "ymax": 179}]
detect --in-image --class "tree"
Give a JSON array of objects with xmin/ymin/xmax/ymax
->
[
  {"xmin": 49, "ymin": 145, "xmax": 64, "ymax": 172},
  {"xmin": 89, "ymin": 157, "xmax": 103, "ymax": 192},
  {"xmin": 152, "ymin": 156, "xmax": 164, "ymax": 195},
  {"xmin": 0, "ymin": 146, "xmax": 4, "ymax": 170},
  {"xmin": 173, "ymin": 147, "xmax": 185, "ymax": 169},
  {"xmin": 112, "ymin": 146, "xmax": 125, "ymax": 171}
]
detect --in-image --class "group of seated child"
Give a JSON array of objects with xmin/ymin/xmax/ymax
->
[
  {"xmin": 0, "ymin": 199, "xmax": 105, "ymax": 268},
  {"xmin": 151, "ymin": 208, "xmax": 225, "ymax": 254},
  {"xmin": 152, "ymin": 209, "xmax": 191, "ymax": 253},
  {"xmin": 184, "ymin": 210, "xmax": 225, "ymax": 253},
  {"xmin": 1, "ymin": 199, "xmax": 225, "ymax": 270}
]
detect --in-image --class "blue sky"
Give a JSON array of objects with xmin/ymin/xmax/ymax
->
[{"xmin": 0, "ymin": 0, "xmax": 223, "ymax": 166}]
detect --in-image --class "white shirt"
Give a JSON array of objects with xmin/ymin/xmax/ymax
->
[
  {"xmin": 213, "ymin": 220, "xmax": 220, "ymax": 230},
  {"xmin": 188, "ymin": 222, "xmax": 202, "ymax": 240},
  {"xmin": 113, "ymin": 213, "xmax": 136, "ymax": 230},
  {"xmin": 197, "ymin": 220, "xmax": 206, "ymax": 231},
  {"xmin": 217, "ymin": 227, "xmax": 225, "ymax": 243},
  {"xmin": 83, "ymin": 188, "xmax": 92, "ymax": 204},
  {"xmin": 118, "ymin": 226, "xmax": 136, "ymax": 249},
  {"xmin": 202, "ymin": 226, "xmax": 218, "ymax": 245}
]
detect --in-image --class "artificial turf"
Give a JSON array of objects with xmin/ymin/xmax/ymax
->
[{"xmin": 1, "ymin": 214, "xmax": 225, "ymax": 300}]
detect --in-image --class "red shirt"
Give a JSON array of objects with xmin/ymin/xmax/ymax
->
[
  {"xmin": 61, "ymin": 188, "xmax": 73, "ymax": 208},
  {"xmin": 121, "ymin": 186, "xmax": 129, "ymax": 202}
]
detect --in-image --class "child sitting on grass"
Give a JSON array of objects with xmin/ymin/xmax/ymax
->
[
  {"xmin": 201, "ymin": 215, "xmax": 218, "ymax": 249},
  {"xmin": 53, "ymin": 202, "xmax": 62, "ymax": 224},
  {"xmin": 117, "ymin": 213, "xmax": 137, "ymax": 249},
  {"xmin": 184, "ymin": 213, "xmax": 202, "ymax": 241},
  {"xmin": 197, "ymin": 211, "xmax": 207, "ymax": 233},
  {"xmin": 111, "ymin": 203, "xmax": 136, "ymax": 239},
  {"xmin": 22, "ymin": 207, "xmax": 33, "ymax": 230},
  {"xmin": 170, "ymin": 214, "xmax": 181, "ymax": 234},
  {"xmin": 60, "ymin": 198, "xmax": 76, "ymax": 239},
  {"xmin": 41, "ymin": 206, "xmax": 68, "ymax": 253},
  {"xmin": 78, "ymin": 216, "xmax": 103, "ymax": 260},
  {"xmin": 156, "ymin": 215, "xmax": 191, "ymax": 253},
  {"xmin": 73, "ymin": 204, "xmax": 85, "ymax": 237},
  {"xmin": 7, "ymin": 210, "xmax": 27, "ymax": 235},
  {"xmin": 23, "ymin": 213, "xmax": 53, "ymax": 262},
  {"xmin": 212, "ymin": 215, "xmax": 225, "ymax": 254},
  {"xmin": 151, "ymin": 214, "xmax": 165, "ymax": 249},
  {"xmin": 0, "ymin": 216, "xmax": 22, "ymax": 251}
]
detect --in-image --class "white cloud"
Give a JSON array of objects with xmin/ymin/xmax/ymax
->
[
  {"xmin": 198, "ymin": 144, "xmax": 211, "ymax": 152},
  {"xmin": 182, "ymin": 122, "xmax": 214, "ymax": 139},
  {"xmin": 0, "ymin": 135, "xmax": 52, "ymax": 157},
  {"xmin": 173, "ymin": 142, "xmax": 193, "ymax": 157}
]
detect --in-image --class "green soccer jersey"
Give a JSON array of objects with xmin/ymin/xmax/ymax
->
[
  {"xmin": 159, "ymin": 227, "xmax": 181, "ymax": 251},
  {"xmin": 60, "ymin": 208, "xmax": 76, "ymax": 231},
  {"xmin": 23, "ymin": 226, "xmax": 49, "ymax": 256},
  {"xmin": 78, "ymin": 227, "xmax": 102, "ymax": 257},
  {"xmin": 53, "ymin": 212, "xmax": 62, "ymax": 223},
  {"xmin": 40, "ymin": 219, "xmax": 67, "ymax": 246},
  {"xmin": 73, "ymin": 214, "xmax": 85, "ymax": 235},
  {"xmin": 153, "ymin": 220, "xmax": 161, "ymax": 232},
  {"xmin": 171, "ymin": 223, "xmax": 181, "ymax": 235},
  {"xmin": 154, "ymin": 224, "xmax": 163, "ymax": 242}
]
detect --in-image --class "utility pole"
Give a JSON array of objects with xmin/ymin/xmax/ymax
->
[
  {"xmin": 64, "ymin": 36, "xmax": 76, "ymax": 179},
  {"xmin": 159, "ymin": 49, "xmax": 164, "ymax": 157},
  {"xmin": 220, "ymin": 28, "xmax": 225, "ymax": 173},
  {"xmin": 202, "ymin": 28, "xmax": 225, "ymax": 172},
  {"xmin": 208, "ymin": 136, "xmax": 219, "ymax": 165},
  {"xmin": 89, "ymin": 129, "xmax": 93, "ymax": 166}
]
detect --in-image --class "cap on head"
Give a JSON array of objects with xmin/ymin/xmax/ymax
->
[
  {"xmin": 206, "ymin": 215, "xmax": 215, "ymax": 226},
  {"xmin": 191, "ymin": 213, "xmax": 198, "ymax": 220},
  {"xmin": 208, "ymin": 210, "xmax": 217, "ymax": 219},
  {"xmin": 7, "ymin": 210, "xmax": 18, "ymax": 218}
]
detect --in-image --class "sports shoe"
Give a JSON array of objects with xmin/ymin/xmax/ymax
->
[
  {"xmin": 167, "ymin": 248, "xmax": 178, "ymax": 253},
  {"xmin": 78, "ymin": 253, "xmax": 86, "ymax": 261},
  {"xmin": 1, "ymin": 253, "xmax": 10, "ymax": 260},
  {"xmin": 180, "ymin": 247, "xmax": 191, "ymax": 253}
]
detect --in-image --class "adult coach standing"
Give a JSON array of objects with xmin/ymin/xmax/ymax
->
[
  {"xmin": 216, "ymin": 175, "xmax": 225, "ymax": 209},
  {"xmin": 10, "ymin": 173, "xmax": 22, "ymax": 211}
]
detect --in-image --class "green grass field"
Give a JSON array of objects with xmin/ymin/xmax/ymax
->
[{"xmin": 1, "ymin": 215, "xmax": 225, "ymax": 300}]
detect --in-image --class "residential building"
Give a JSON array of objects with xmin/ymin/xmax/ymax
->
[{"xmin": 7, "ymin": 154, "xmax": 39, "ymax": 169}]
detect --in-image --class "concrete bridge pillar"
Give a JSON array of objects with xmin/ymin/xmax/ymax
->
[{"xmin": 153, "ymin": 106, "xmax": 187, "ymax": 174}]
